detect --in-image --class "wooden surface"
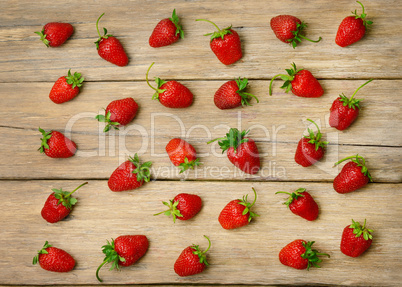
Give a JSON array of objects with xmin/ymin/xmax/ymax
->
[{"xmin": 0, "ymin": 0, "xmax": 401, "ymax": 286}]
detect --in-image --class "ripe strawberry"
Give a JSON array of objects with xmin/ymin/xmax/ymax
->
[
  {"xmin": 341, "ymin": 219, "xmax": 373, "ymax": 257},
  {"xmin": 295, "ymin": 119, "xmax": 328, "ymax": 167},
  {"xmin": 279, "ymin": 240, "xmax": 330, "ymax": 270},
  {"xmin": 270, "ymin": 15, "xmax": 322, "ymax": 48},
  {"xmin": 41, "ymin": 182, "xmax": 88, "ymax": 223},
  {"xmin": 165, "ymin": 138, "xmax": 201, "ymax": 173},
  {"xmin": 35, "ymin": 22, "xmax": 74, "ymax": 47},
  {"xmin": 33, "ymin": 241, "xmax": 75, "ymax": 272},
  {"xmin": 95, "ymin": 97, "xmax": 139, "ymax": 132},
  {"xmin": 214, "ymin": 78, "xmax": 259, "ymax": 110},
  {"xmin": 269, "ymin": 63, "xmax": 324, "ymax": 98},
  {"xmin": 49, "ymin": 70, "xmax": 84, "ymax": 104},
  {"xmin": 96, "ymin": 235, "xmax": 149, "ymax": 282},
  {"xmin": 149, "ymin": 9, "xmax": 184, "ymax": 48},
  {"xmin": 208, "ymin": 128, "xmax": 260, "ymax": 174},
  {"xmin": 196, "ymin": 19, "xmax": 242, "ymax": 65},
  {"xmin": 94, "ymin": 13, "xmax": 128, "ymax": 67},
  {"xmin": 108, "ymin": 153, "xmax": 152, "ymax": 192},
  {"xmin": 329, "ymin": 79, "xmax": 373, "ymax": 130},
  {"xmin": 333, "ymin": 154, "xmax": 373, "ymax": 193},
  {"xmin": 174, "ymin": 235, "xmax": 211, "ymax": 277},
  {"xmin": 335, "ymin": 1, "xmax": 373, "ymax": 47},
  {"xmin": 38, "ymin": 127, "xmax": 77, "ymax": 158},
  {"xmin": 275, "ymin": 188, "xmax": 319, "ymax": 221},
  {"xmin": 218, "ymin": 187, "xmax": 258, "ymax": 230},
  {"xmin": 146, "ymin": 62, "xmax": 193, "ymax": 108},
  {"xmin": 154, "ymin": 193, "xmax": 202, "ymax": 222}
]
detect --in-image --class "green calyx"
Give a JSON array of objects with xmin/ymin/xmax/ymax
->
[
  {"xmin": 207, "ymin": 128, "xmax": 250, "ymax": 154},
  {"xmin": 94, "ymin": 13, "xmax": 113, "ymax": 50},
  {"xmin": 275, "ymin": 188, "xmax": 306, "ymax": 207},
  {"xmin": 65, "ymin": 69, "xmax": 84, "ymax": 89},
  {"xmin": 34, "ymin": 30, "xmax": 50, "ymax": 47},
  {"xmin": 235, "ymin": 78, "xmax": 259, "ymax": 107},
  {"xmin": 129, "ymin": 153, "xmax": 152, "ymax": 182},
  {"xmin": 238, "ymin": 187, "xmax": 259, "ymax": 222},
  {"xmin": 349, "ymin": 219, "xmax": 373, "ymax": 241},
  {"xmin": 304, "ymin": 119, "xmax": 329, "ymax": 151},
  {"xmin": 269, "ymin": 62, "xmax": 302, "ymax": 95},
  {"xmin": 195, "ymin": 19, "xmax": 232, "ymax": 41},
  {"xmin": 191, "ymin": 235, "xmax": 211, "ymax": 266},
  {"xmin": 95, "ymin": 111, "xmax": 121, "ymax": 133},
  {"xmin": 352, "ymin": 1, "xmax": 373, "ymax": 27},
  {"xmin": 96, "ymin": 238, "xmax": 126, "ymax": 282},
  {"xmin": 301, "ymin": 241, "xmax": 330, "ymax": 270},
  {"xmin": 154, "ymin": 199, "xmax": 183, "ymax": 223},
  {"xmin": 146, "ymin": 62, "xmax": 167, "ymax": 101},
  {"xmin": 51, "ymin": 182, "xmax": 88, "ymax": 210},
  {"xmin": 33, "ymin": 241, "xmax": 52, "ymax": 265},
  {"xmin": 38, "ymin": 127, "xmax": 52, "ymax": 153},
  {"xmin": 170, "ymin": 9, "xmax": 184, "ymax": 39},
  {"xmin": 333, "ymin": 154, "xmax": 373, "ymax": 182},
  {"xmin": 179, "ymin": 157, "xmax": 202, "ymax": 173},
  {"xmin": 338, "ymin": 79, "xmax": 373, "ymax": 110},
  {"xmin": 288, "ymin": 22, "xmax": 322, "ymax": 49}
]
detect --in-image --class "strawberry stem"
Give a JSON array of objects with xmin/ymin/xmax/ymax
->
[
  {"xmin": 66, "ymin": 182, "xmax": 88, "ymax": 197},
  {"xmin": 349, "ymin": 79, "xmax": 373, "ymax": 101},
  {"xmin": 333, "ymin": 154, "xmax": 372, "ymax": 182},
  {"xmin": 299, "ymin": 34, "xmax": 322, "ymax": 43},
  {"xmin": 153, "ymin": 199, "xmax": 183, "ymax": 223},
  {"xmin": 333, "ymin": 154, "xmax": 364, "ymax": 167},
  {"xmin": 249, "ymin": 187, "xmax": 257, "ymax": 208},
  {"xmin": 196, "ymin": 19, "xmax": 221, "ymax": 32},
  {"xmin": 96, "ymin": 13, "xmax": 105, "ymax": 39},
  {"xmin": 202, "ymin": 235, "xmax": 211, "ymax": 254},
  {"xmin": 145, "ymin": 62, "xmax": 157, "ymax": 92},
  {"xmin": 96, "ymin": 260, "xmax": 107, "ymax": 282}
]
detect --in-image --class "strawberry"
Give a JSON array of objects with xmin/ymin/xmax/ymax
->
[
  {"xmin": 149, "ymin": 9, "xmax": 184, "ymax": 48},
  {"xmin": 279, "ymin": 239, "xmax": 330, "ymax": 270},
  {"xmin": 96, "ymin": 235, "xmax": 149, "ymax": 282},
  {"xmin": 154, "ymin": 193, "xmax": 202, "ymax": 222},
  {"xmin": 196, "ymin": 19, "xmax": 242, "ymax": 65},
  {"xmin": 208, "ymin": 128, "xmax": 260, "ymax": 174},
  {"xmin": 108, "ymin": 153, "xmax": 152, "ymax": 192},
  {"xmin": 218, "ymin": 187, "xmax": 258, "ymax": 230},
  {"xmin": 335, "ymin": 1, "xmax": 373, "ymax": 47},
  {"xmin": 33, "ymin": 241, "xmax": 75, "ymax": 272},
  {"xmin": 94, "ymin": 13, "xmax": 128, "ymax": 67},
  {"xmin": 214, "ymin": 78, "xmax": 259, "ymax": 110},
  {"xmin": 95, "ymin": 97, "xmax": 139, "ymax": 132},
  {"xmin": 165, "ymin": 138, "xmax": 201, "ymax": 173},
  {"xmin": 341, "ymin": 219, "xmax": 373, "ymax": 257},
  {"xmin": 275, "ymin": 188, "xmax": 319, "ymax": 221},
  {"xmin": 333, "ymin": 155, "xmax": 373, "ymax": 193},
  {"xmin": 38, "ymin": 127, "xmax": 77, "ymax": 158},
  {"xmin": 41, "ymin": 182, "xmax": 88, "ymax": 223},
  {"xmin": 35, "ymin": 22, "xmax": 74, "ymax": 47},
  {"xmin": 49, "ymin": 70, "xmax": 84, "ymax": 104},
  {"xmin": 329, "ymin": 79, "xmax": 373, "ymax": 130},
  {"xmin": 174, "ymin": 235, "xmax": 211, "ymax": 277},
  {"xmin": 295, "ymin": 119, "xmax": 328, "ymax": 167},
  {"xmin": 146, "ymin": 62, "xmax": 193, "ymax": 108},
  {"xmin": 269, "ymin": 63, "xmax": 324, "ymax": 98},
  {"xmin": 270, "ymin": 15, "xmax": 322, "ymax": 48}
]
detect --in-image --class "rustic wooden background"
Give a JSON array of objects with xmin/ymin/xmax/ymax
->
[{"xmin": 0, "ymin": 0, "xmax": 401, "ymax": 286}]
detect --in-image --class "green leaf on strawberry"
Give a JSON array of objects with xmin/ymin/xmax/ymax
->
[
  {"xmin": 178, "ymin": 157, "xmax": 201, "ymax": 173},
  {"xmin": 38, "ymin": 127, "xmax": 52, "ymax": 153},
  {"xmin": 207, "ymin": 128, "xmax": 249, "ymax": 154},
  {"xmin": 269, "ymin": 62, "xmax": 303, "ymax": 95},
  {"xmin": 304, "ymin": 119, "xmax": 328, "ymax": 151},
  {"xmin": 95, "ymin": 111, "xmax": 121, "ymax": 132},
  {"xmin": 170, "ymin": 9, "xmax": 184, "ymax": 39},
  {"xmin": 129, "ymin": 153, "xmax": 152, "ymax": 182},
  {"xmin": 33, "ymin": 241, "xmax": 51, "ymax": 265},
  {"xmin": 288, "ymin": 22, "xmax": 322, "ymax": 49},
  {"xmin": 96, "ymin": 239, "xmax": 126, "ymax": 282},
  {"xmin": 350, "ymin": 219, "xmax": 373, "ymax": 240},
  {"xmin": 238, "ymin": 187, "xmax": 259, "ymax": 222},
  {"xmin": 195, "ymin": 19, "xmax": 232, "ymax": 40},
  {"xmin": 334, "ymin": 154, "xmax": 373, "ymax": 182},
  {"xmin": 191, "ymin": 235, "xmax": 211, "ymax": 266},
  {"xmin": 301, "ymin": 241, "xmax": 330, "ymax": 270},
  {"xmin": 154, "ymin": 199, "xmax": 183, "ymax": 223},
  {"xmin": 338, "ymin": 79, "xmax": 373, "ymax": 110},
  {"xmin": 352, "ymin": 1, "xmax": 373, "ymax": 27},
  {"xmin": 65, "ymin": 69, "xmax": 84, "ymax": 89},
  {"xmin": 52, "ymin": 182, "xmax": 88, "ymax": 210},
  {"xmin": 276, "ymin": 188, "xmax": 306, "ymax": 207},
  {"xmin": 34, "ymin": 30, "xmax": 50, "ymax": 47},
  {"xmin": 94, "ymin": 13, "xmax": 114, "ymax": 50},
  {"xmin": 235, "ymin": 78, "xmax": 259, "ymax": 107}
]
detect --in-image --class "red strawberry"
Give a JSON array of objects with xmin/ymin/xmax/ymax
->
[
  {"xmin": 335, "ymin": 1, "xmax": 373, "ymax": 47},
  {"xmin": 94, "ymin": 13, "xmax": 128, "ymax": 67},
  {"xmin": 33, "ymin": 241, "xmax": 75, "ymax": 272},
  {"xmin": 174, "ymin": 235, "xmax": 211, "ymax": 277},
  {"xmin": 341, "ymin": 219, "xmax": 373, "ymax": 257},
  {"xmin": 208, "ymin": 128, "xmax": 260, "ymax": 174},
  {"xmin": 149, "ymin": 9, "xmax": 184, "ymax": 48},
  {"xmin": 154, "ymin": 193, "xmax": 202, "ymax": 222},
  {"xmin": 329, "ymin": 79, "xmax": 372, "ymax": 130},
  {"xmin": 196, "ymin": 19, "xmax": 242, "ymax": 65},
  {"xmin": 218, "ymin": 187, "xmax": 258, "ymax": 230},
  {"xmin": 108, "ymin": 153, "xmax": 152, "ymax": 192},
  {"xmin": 146, "ymin": 62, "xmax": 193, "ymax": 108},
  {"xmin": 269, "ymin": 63, "xmax": 324, "ymax": 98},
  {"xmin": 41, "ymin": 182, "xmax": 88, "ymax": 223},
  {"xmin": 214, "ymin": 78, "xmax": 259, "ymax": 110},
  {"xmin": 279, "ymin": 239, "xmax": 330, "ymax": 270},
  {"xmin": 49, "ymin": 70, "xmax": 84, "ymax": 104},
  {"xmin": 270, "ymin": 15, "xmax": 321, "ymax": 48},
  {"xmin": 295, "ymin": 119, "xmax": 328, "ymax": 167},
  {"xmin": 165, "ymin": 138, "xmax": 201, "ymax": 173},
  {"xmin": 275, "ymin": 188, "xmax": 319, "ymax": 221},
  {"xmin": 96, "ymin": 235, "xmax": 149, "ymax": 282},
  {"xmin": 333, "ymin": 154, "xmax": 372, "ymax": 193},
  {"xmin": 35, "ymin": 22, "xmax": 74, "ymax": 47},
  {"xmin": 95, "ymin": 97, "xmax": 139, "ymax": 132},
  {"xmin": 38, "ymin": 127, "xmax": 77, "ymax": 158}
]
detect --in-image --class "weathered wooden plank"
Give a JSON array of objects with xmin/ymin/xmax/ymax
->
[
  {"xmin": 0, "ymin": 0, "xmax": 400, "ymax": 82},
  {"xmin": 0, "ymin": 180, "xmax": 400, "ymax": 286}
]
